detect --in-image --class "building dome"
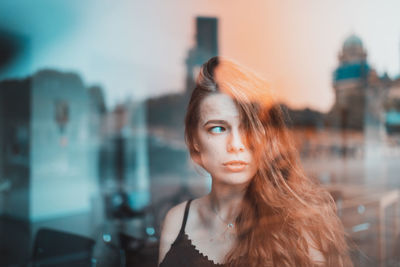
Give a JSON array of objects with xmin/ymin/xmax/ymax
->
[
  {"xmin": 334, "ymin": 62, "xmax": 370, "ymax": 82},
  {"xmin": 343, "ymin": 34, "xmax": 363, "ymax": 49}
]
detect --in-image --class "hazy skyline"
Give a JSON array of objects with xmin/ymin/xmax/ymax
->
[{"xmin": 1, "ymin": 0, "xmax": 400, "ymax": 112}]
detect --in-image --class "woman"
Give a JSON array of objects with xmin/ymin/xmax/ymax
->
[{"xmin": 158, "ymin": 57, "xmax": 352, "ymax": 266}]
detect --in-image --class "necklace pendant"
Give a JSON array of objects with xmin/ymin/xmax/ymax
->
[{"xmin": 228, "ymin": 223, "xmax": 234, "ymax": 228}]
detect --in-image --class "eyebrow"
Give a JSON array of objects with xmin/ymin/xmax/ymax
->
[{"xmin": 203, "ymin": 120, "xmax": 228, "ymax": 127}]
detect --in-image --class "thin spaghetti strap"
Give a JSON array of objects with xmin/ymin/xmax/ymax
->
[
  {"xmin": 171, "ymin": 199, "xmax": 193, "ymax": 245},
  {"xmin": 179, "ymin": 199, "xmax": 193, "ymax": 235}
]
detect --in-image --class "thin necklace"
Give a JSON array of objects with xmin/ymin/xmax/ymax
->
[{"xmin": 211, "ymin": 204, "xmax": 235, "ymax": 229}]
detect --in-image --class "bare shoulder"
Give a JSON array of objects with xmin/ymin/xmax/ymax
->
[
  {"xmin": 158, "ymin": 200, "xmax": 190, "ymax": 265},
  {"xmin": 161, "ymin": 201, "xmax": 188, "ymax": 242}
]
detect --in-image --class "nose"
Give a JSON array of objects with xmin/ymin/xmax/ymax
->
[{"xmin": 227, "ymin": 129, "xmax": 245, "ymax": 153}]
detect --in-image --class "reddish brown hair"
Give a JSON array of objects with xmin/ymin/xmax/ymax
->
[{"xmin": 185, "ymin": 57, "xmax": 352, "ymax": 266}]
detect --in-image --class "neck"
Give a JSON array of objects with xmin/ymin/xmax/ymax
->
[{"xmin": 208, "ymin": 181, "xmax": 247, "ymax": 223}]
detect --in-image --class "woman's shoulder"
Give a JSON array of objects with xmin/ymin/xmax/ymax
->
[
  {"xmin": 163, "ymin": 197, "xmax": 205, "ymax": 222},
  {"xmin": 164, "ymin": 200, "xmax": 189, "ymax": 225},
  {"xmin": 158, "ymin": 199, "xmax": 194, "ymax": 264},
  {"xmin": 160, "ymin": 199, "xmax": 194, "ymax": 243}
]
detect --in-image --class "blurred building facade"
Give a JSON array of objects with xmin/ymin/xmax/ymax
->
[
  {"xmin": 146, "ymin": 16, "xmax": 219, "ymax": 132},
  {"xmin": 327, "ymin": 34, "xmax": 400, "ymax": 136},
  {"xmin": 0, "ymin": 70, "xmax": 102, "ymax": 221},
  {"xmin": 328, "ymin": 34, "xmax": 371, "ymax": 130}
]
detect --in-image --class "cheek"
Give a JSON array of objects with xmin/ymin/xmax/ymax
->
[
  {"xmin": 198, "ymin": 140, "xmax": 224, "ymax": 166},
  {"xmin": 198, "ymin": 134, "xmax": 222, "ymax": 153},
  {"xmin": 200, "ymin": 145, "xmax": 220, "ymax": 163}
]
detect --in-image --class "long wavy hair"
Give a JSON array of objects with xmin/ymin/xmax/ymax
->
[{"xmin": 184, "ymin": 57, "xmax": 352, "ymax": 266}]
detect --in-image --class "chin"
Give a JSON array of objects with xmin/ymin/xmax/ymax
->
[{"xmin": 216, "ymin": 173, "xmax": 254, "ymax": 185}]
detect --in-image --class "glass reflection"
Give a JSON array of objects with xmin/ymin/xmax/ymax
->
[{"xmin": 0, "ymin": 2, "xmax": 399, "ymax": 267}]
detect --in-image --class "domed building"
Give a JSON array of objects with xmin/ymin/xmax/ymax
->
[
  {"xmin": 340, "ymin": 34, "xmax": 367, "ymax": 63},
  {"xmin": 327, "ymin": 34, "xmax": 372, "ymax": 130}
]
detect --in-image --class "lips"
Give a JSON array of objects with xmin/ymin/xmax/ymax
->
[{"xmin": 223, "ymin": 161, "xmax": 248, "ymax": 172}]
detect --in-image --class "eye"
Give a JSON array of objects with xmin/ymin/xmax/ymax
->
[{"xmin": 209, "ymin": 126, "xmax": 225, "ymax": 134}]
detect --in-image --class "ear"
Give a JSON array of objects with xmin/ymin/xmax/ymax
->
[
  {"xmin": 193, "ymin": 142, "xmax": 200, "ymax": 152},
  {"xmin": 191, "ymin": 146, "xmax": 204, "ymax": 168}
]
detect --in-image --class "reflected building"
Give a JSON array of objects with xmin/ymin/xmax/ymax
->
[
  {"xmin": 328, "ymin": 34, "xmax": 394, "ymax": 135},
  {"xmin": 288, "ymin": 35, "xmax": 400, "ymax": 186},
  {"xmin": 147, "ymin": 16, "xmax": 218, "ymax": 131},
  {"xmin": 0, "ymin": 77, "xmax": 31, "ymax": 221},
  {"xmin": 323, "ymin": 35, "xmax": 393, "ymax": 161},
  {"xmin": 184, "ymin": 17, "xmax": 219, "ymax": 97},
  {"xmin": 328, "ymin": 34, "xmax": 371, "ymax": 130},
  {"xmin": 0, "ymin": 70, "xmax": 102, "ymax": 222}
]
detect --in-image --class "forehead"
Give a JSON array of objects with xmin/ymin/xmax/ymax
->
[{"xmin": 199, "ymin": 93, "xmax": 240, "ymax": 123}]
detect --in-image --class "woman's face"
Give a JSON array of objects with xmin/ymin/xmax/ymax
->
[{"xmin": 194, "ymin": 93, "xmax": 258, "ymax": 185}]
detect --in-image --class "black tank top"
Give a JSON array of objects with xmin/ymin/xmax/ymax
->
[{"xmin": 159, "ymin": 199, "xmax": 227, "ymax": 267}]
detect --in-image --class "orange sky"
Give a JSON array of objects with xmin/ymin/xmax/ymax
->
[{"xmin": 193, "ymin": 0, "xmax": 400, "ymax": 112}]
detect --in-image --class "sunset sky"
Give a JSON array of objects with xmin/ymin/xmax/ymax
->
[{"xmin": 1, "ymin": 0, "xmax": 400, "ymax": 112}]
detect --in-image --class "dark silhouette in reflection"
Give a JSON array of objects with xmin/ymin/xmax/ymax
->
[
  {"xmin": 32, "ymin": 228, "xmax": 95, "ymax": 267},
  {"xmin": 0, "ymin": 29, "xmax": 28, "ymax": 73}
]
